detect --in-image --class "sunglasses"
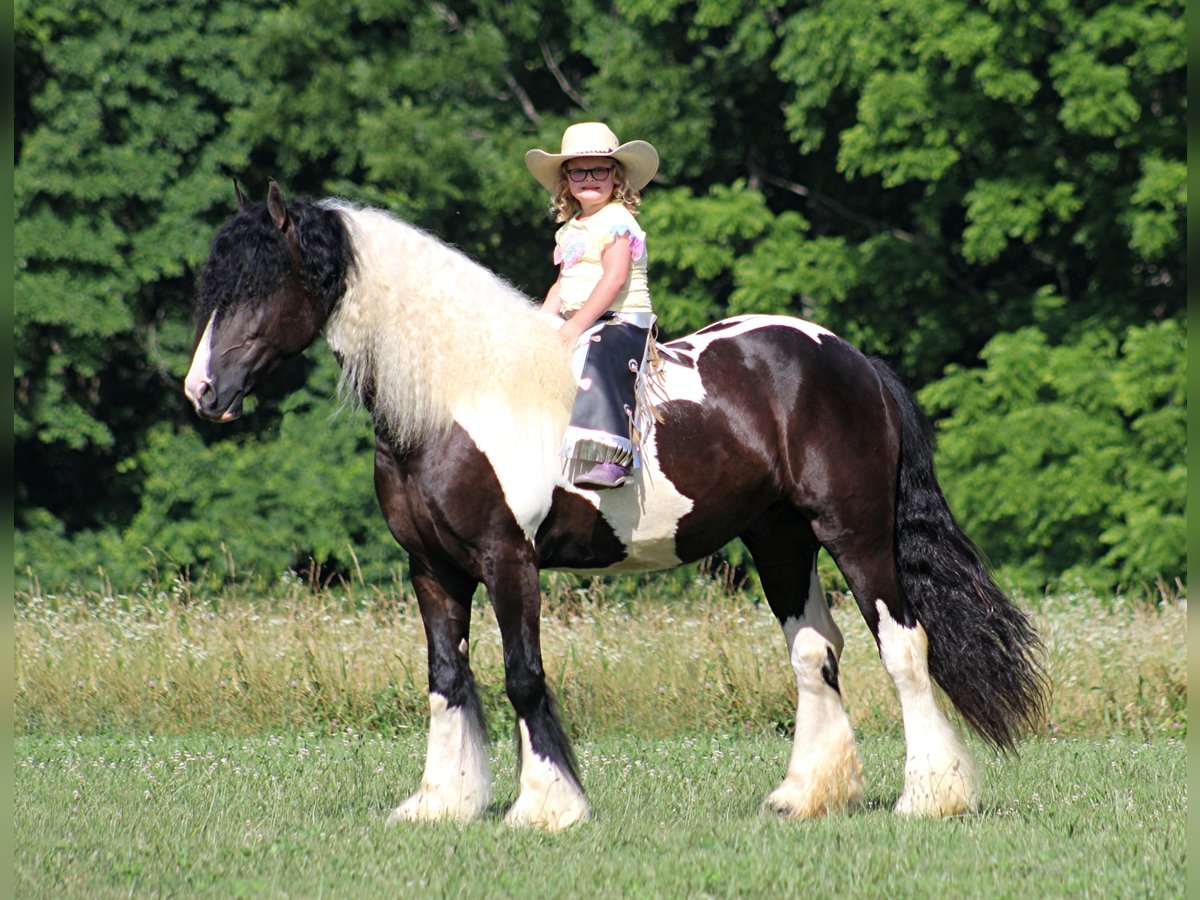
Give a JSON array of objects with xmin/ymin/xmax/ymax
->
[{"xmin": 564, "ymin": 165, "xmax": 615, "ymax": 183}]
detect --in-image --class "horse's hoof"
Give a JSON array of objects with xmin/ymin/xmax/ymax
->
[
  {"xmin": 387, "ymin": 789, "xmax": 485, "ymax": 824},
  {"xmin": 893, "ymin": 753, "xmax": 980, "ymax": 818},
  {"xmin": 892, "ymin": 788, "xmax": 978, "ymax": 819},
  {"xmin": 504, "ymin": 795, "xmax": 591, "ymax": 831},
  {"xmin": 763, "ymin": 781, "xmax": 862, "ymax": 818}
]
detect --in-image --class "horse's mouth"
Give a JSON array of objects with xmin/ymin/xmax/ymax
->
[
  {"xmin": 219, "ymin": 394, "xmax": 245, "ymax": 421},
  {"xmin": 198, "ymin": 392, "xmax": 245, "ymax": 423}
]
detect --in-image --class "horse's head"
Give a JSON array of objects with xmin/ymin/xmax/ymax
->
[{"xmin": 185, "ymin": 181, "xmax": 344, "ymax": 421}]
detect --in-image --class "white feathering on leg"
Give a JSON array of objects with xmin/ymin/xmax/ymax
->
[
  {"xmin": 875, "ymin": 600, "xmax": 980, "ymax": 817},
  {"xmin": 504, "ymin": 720, "xmax": 589, "ymax": 831},
  {"xmin": 764, "ymin": 569, "xmax": 863, "ymax": 817},
  {"xmin": 388, "ymin": 693, "xmax": 491, "ymax": 824}
]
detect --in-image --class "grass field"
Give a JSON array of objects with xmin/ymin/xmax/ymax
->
[
  {"xmin": 15, "ymin": 732, "xmax": 1185, "ymax": 897},
  {"xmin": 14, "ymin": 577, "xmax": 1187, "ymax": 739},
  {"xmin": 14, "ymin": 579, "xmax": 1187, "ymax": 896}
]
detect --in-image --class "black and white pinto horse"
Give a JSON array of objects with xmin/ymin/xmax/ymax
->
[{"xmin": 185, "ymin": 183, "xmax": 1045, "ymax": 829}]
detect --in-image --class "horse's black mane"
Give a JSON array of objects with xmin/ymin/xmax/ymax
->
[{"xmin": 196, "ymin": 199, "xmax": 352, "ymax": 325}]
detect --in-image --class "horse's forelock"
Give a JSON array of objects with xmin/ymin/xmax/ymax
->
[
  {"xmin": 196, "ymin": 199, "xmax": 352, "ymax": 329},
  {"xmin": 196, "ymin": 204, "xmax": 291, "ymax": 326}
]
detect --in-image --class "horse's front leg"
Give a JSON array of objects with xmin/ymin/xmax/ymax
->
[
  {"xmin": 388, "ymin": 556, "xmax": 492, "ymax": 824},
  {"xmin": 489, "ymin": 554, "xmax": 589, "ymax": 830}
]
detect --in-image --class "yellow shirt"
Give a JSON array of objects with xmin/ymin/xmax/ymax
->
[{"xmin": 554, "ymin": 203, "xmax": 651, "ymax": 314}]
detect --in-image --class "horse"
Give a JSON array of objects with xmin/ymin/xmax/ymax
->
[{"xmin": 184, "ymin": 181, "xmax": 1045, "ymax": 830}]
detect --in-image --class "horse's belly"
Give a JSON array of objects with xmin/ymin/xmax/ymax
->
[{"xmin": 537, "ymin": 423, "xmax": 698, "ymax": 573}]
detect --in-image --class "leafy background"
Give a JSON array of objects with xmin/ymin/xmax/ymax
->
[{"xmin": 15, "ymin": 0, "xmax": 1185, "ymax": 596}]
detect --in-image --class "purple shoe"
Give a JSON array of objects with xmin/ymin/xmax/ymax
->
[{"xmin": 574, "ymin": 461, "xmax": 630, "ymax": 489}]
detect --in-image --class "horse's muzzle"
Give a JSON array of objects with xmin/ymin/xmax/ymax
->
[{"xmin": 186, "ymin": 378, "xmax": 244, "ymax": 422}]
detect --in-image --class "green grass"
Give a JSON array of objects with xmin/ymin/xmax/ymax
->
[
  {"xmin": 15, "ymin": 732, "xmax": 1185, "ymax": 897},
  {"xmin": 15, "ymin": 583, "xmax": 1187, "ymax": 895}
]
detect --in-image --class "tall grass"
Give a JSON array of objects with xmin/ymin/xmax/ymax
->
[{"xmin": 15, "ymin": 572, "xmax": 1186, "ymax": 740}]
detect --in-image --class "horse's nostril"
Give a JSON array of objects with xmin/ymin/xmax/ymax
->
[{"xmin": 185, "ymin": 378, "xmax": 213, "ymax": 412}]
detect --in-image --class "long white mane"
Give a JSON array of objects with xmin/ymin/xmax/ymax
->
[{"xmin": 321, "ymin": 201, "xmax": 575, "ymax": 447}]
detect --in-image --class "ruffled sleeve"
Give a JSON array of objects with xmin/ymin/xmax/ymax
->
[{"xmin": 599, "ymin": 207, "xmax": 647, "ymax": 261}]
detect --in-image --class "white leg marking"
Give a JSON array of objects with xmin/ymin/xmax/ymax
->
[
  {"xmin": 765, "ymin": 569, "xmax": 863, "ymax": 817},
  {"xmin": 183, "ymin": 313, "xmax": 216, "ymax": 409},
  {"xmin": 504, "ymin": 720, "xmax": 590, "ymax": 831},
  {"xmin": 875, "ymin": 600, "xmax": 980, "ymax": 817},
  {"xmin": 388, "ymin": 692, "xmax": 491, "ymax": 824}
]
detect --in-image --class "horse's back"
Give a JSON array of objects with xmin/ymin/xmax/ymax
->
[{"xmin": 655, "ymin": 315, "xmax": 891, "ymax": 445}]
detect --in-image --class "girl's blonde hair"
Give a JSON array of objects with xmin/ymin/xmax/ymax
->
[{"xmin": 550, "ymin": 160, "xmax": 642, "ymax": 222}]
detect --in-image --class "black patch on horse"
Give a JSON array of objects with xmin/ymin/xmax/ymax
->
[
  {"xmin": 657, "ymin": 342, "xmax": 696, "ymax": 367},
  {"xmin": 197, "ymin": 201, "xmax": 352, "ymax": 326},
  {"xmin": 822, "ymin": 648, "xmax": 841, "ymax": 693},
  {"xmin": 535, "ymin": 489, "xmax": 628, "ymax": 568}
]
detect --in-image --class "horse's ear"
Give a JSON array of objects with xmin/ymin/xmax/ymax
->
[
  {"xmin": 233, "ymin": 178, "xmax": 248, "ymax": 211},
  {"xmin": 266, "ymin": 180, "xmax": 290, "ymax": 232}
]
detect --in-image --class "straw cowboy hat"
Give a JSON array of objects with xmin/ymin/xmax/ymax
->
[{"xmin": 525, "ymin": 122, "xmax": 659, "ymax": 192}]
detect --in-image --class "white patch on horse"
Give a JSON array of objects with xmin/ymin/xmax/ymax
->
[
  {"xmin": 875, "ymin": 600, "xmax": 980, "ymax": 817},
  {"xmin": 656, "ymin": 314, "xmax": 832, "ymax": 406},
  {"xmin": 455, "ymin": 401, "xmax": 569, "ymax": 542},
  {"xmin": 681, "ymin": 315, "xmax": 831, "ymax": 355},
  {"xmin": 554, "ymin": 415, "xmax": 694, "ymax": 572},
  {"xmin": 653, "ymin": 344, "xmax": 707, "ymax": 403},
  {"xmin": 765, "ymin": 567, "xmax": 864, "ymax": 817},
  {"xmin": 459, "ymin": 360, "xmax": 695, "ymax": 566},
  {"xmin": 388, "ymin": 692, "xmax": 492, "ymax": 824},
  {"xmin": 183, "ymin": 313, "xmax": 216, "ymax": 411},
  {"xmin": 505, "ymin": 719, "xmax": 590, "ymax": 831}
]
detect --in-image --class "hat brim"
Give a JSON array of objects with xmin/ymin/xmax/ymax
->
[{"xmin": 525, "ymin": 140, "xmax": 659, "ymax": 192}]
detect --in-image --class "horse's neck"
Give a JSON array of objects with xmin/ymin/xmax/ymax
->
[{"xmin": 325, "ymin": 208, "xmax": 575, "ymax": 448}]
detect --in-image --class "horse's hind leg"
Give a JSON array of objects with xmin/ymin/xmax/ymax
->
[
  {"xmin": 489, "ymin": 554, "xmax": 589, "ymax": 830},
  {"xmin": 388, "ymin": 557, "xmax": 492, "ymax": 824},
  {"xmin": 742, "ymin": 511, "xmax": 863, "ymax": 817},
  {"xmin": 817, "ymin": 522, "xmax": 980, "ymax": 817}
]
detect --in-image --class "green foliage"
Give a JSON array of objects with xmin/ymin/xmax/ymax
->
[
  {"xmin": 121, "ymin": 351, "xmax": 399, "ymax": 587},
  {"xmin": 640, "ymin": 182, "xmax": 774, "ymax": 334},
  {"xmin": 15, "ymin": 0, "xmax": 1186, "ymax": 592},
  {"xmin": 16, "ymin": 0, "xmax": 271, "ymax": 531},
  {"xmin": 920, "ymin": 320, "xmax": 1185, "ymax": 592},
  {"xmin": 1098, "ymin": 319, "xmax": 1187, "ymax": 584}
]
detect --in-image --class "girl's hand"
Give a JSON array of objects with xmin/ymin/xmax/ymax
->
[{"xmin": 558, "ymin": 320, "xmax": 583, "ymax": 345}]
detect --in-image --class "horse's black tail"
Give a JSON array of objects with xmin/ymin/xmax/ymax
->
[{"xmin": 870, "ymin": 358, "xmax": 1048, "ymax": 751}]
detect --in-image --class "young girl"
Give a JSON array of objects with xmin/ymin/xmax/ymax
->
[{"xmin": 525, "ymin": 122, "xmax": 659, "ymax": 489}]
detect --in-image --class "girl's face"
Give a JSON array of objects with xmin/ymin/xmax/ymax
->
[{"xmin": 564, "ymin": 156, "xmax": 616, "ymax": 216}]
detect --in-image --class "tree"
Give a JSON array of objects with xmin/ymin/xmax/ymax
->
[
  {"xmin": 16, "ymin": 0, "xmax": 272, "ymax": 536},
  {"xmin": 15, "ymin": 0, "xmax": 1186, "ymax": 592},
  {"xmin": 920, "ymin": 319, "xmax": 1185, "ymax": 593}
]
